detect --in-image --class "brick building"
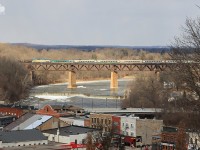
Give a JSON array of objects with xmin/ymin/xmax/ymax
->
[
  {"xmin": 160, "ymin": 126, "xmax": 189, "ymax": 150},
  {"xmin": 161, "ymin": 126, "xmax": 177, "ymax": 150},
  {"xmin": 112, "ymin": 115, "xmax": 121, "ymax": 134},
  {"xmin": 0, "ymin": 107, "xmax": 24, "ymax": 118},
  {"xmin": 36, "ymin": 104, "xmax": 84, "ymax": 117},
  {"xmin": 90, "ymin": 113, "xmax": 112, "ymax": 132}
]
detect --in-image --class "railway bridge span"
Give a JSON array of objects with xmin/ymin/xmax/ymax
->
[{"xmin": 22, "ymin": 60, "xmax": 193, "ymax": 89}]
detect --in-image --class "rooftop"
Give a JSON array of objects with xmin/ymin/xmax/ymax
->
[
  {"xmin": 42, "ymin": 125, "xmax": 98, "ymax": 136},
  {"xmin": 0, "ymin": 129, "xmax": 47, "ymax": 143}
]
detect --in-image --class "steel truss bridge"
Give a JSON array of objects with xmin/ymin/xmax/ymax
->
[{"xmin": 23, "ymin": 60, "xmax": 199, "ymax": 89}]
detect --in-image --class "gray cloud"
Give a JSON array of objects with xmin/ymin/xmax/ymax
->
[
  {"xmin": 0, "ymin": 0, "xmax": 200, "ymax": 46},
  {"xmin": 0, "ymin": 3, "xmax": 5, "ymax": 15}
]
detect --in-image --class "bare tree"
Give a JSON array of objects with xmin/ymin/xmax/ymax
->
[
  {"xmin": 171, "ymin": 18, "xmax": 200, "ymax": 102},
  {"xmin": 166, "ymin": 17, "xmax": 200, "ymax": 133},
  {"xmin": 85, "ymin": 133, "xmax": 96, "ymax": 150},
  {"xmin": 122, "ymin": 74, "xmax": 168, "ymax": 108},
  {"xmin": 0, "ymin": 57, "xmax": 31, "ymax": 103}
]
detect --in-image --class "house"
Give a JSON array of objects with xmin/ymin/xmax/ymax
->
[
  {"xmin": 0, "ymin": 129, "xmax": 48, "ymax": 148},
  {"xmin": 42, "ymin": 125, "xmax": 98, "ymax": 145}
]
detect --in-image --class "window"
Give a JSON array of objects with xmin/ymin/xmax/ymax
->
[
  {"xmin": 105, "ymin": 119, "xmax": 108, "ymax": 124},
  {"xmin": 131, "ymin": 132, "xmax": 134, "ymax": 136},
  {"xmin": 126, "ymin": 123, "xmax": 129, "ymax": 128},
  {"xmin": 82, "ymin": 139, "xmax": 85, "ymax": 144},
  {"xmin": 131, "ymin": 124, "xmax": 133, "ymax": 128}
]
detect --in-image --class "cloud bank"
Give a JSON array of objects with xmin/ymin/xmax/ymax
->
[{"xmin": 0, "ymin": 4, "xmax": 5, "ymax": 15}]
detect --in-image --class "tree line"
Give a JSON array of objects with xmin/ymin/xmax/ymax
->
[{"xmin": 122, "ymin": 17, "xmax": 200, "ymax": 134}]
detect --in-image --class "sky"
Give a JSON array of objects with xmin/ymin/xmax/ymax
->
[{"xmin": 0, "ymin": 0, "xmax": 200, "ymax": 46}]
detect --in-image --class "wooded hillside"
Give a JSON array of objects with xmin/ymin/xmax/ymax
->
[{"xmin": 0, "ymin": 43, "xmax": 170, "ymax": 85}]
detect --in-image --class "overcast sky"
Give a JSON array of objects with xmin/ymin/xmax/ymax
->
[{"xmin": 0, "ymin": 0, "xmax": 200, "ymax": 46}]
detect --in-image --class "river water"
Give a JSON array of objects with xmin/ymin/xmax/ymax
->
[{"xmin": 28, "ymin": 79, "xmax": 133, "ymax": 109}]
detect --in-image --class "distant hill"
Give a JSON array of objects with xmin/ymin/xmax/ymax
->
[{"xmin": 12, "ymin": 43, "xmax": 170, "ymax": 53}]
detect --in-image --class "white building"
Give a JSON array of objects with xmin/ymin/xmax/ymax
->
[
  {"xmin": 188, "ymin": 132, "xmax": 200, "ymax": 150},
  {"xmin": 121, "ymin": 115, "xmax": 137, "ymax": 137},
  {"xmin": 0, "ymin": 129, "xmax": 48, "ymax": 148},
  {"xmin": 120, "ymin": 115, "xmax": 163, "ymax": 145},
  {"xmin": 42, "ymin": 125, "xmax": 98, "ymax": 145}
]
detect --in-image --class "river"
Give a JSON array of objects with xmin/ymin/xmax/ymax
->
[{"xmin": 26, "ymin": 78, "xmax": 133, "ymax": 109}]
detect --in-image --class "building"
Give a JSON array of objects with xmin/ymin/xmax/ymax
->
[
  {"xmin": 120, "ymin": 115, "xmax": 163, "ymax": 146},
  {"xmin": 152, "ymin": 134, "xmax": 161, "ymax": 150},
  {"xmin": 42, "ymin": 125, "xmax": 98, "ymax": 145},
  {"xmin": 60, "ymin": 116, "xmax": 86, "ymax": 126},
  {"xmin": 0, "ymin": 115, "xmax": 16, "ymax": 127},
  {"xmin": 161, "ymin": 126, "xmax": 189, "ymax": 150},
  {"xmin": 4, "ymin": 113, "xmax": 68, "ymax": 131},
  {"xmin": 0, "ymin": 107, "xmax": 24, "ymax": 118},
  {"xmin": 90, "ymin": 113, "xmax": 112, "ymax": 132},
  {"xmin": 188, "ymin": 132, "xmax": 200, "ymax": 150},
  {"xmin": 0, "ymin": 129, "xmax": 48, "ymax": 148},
  {"xmin": 161, "ymin": 126, "xmax": 177, "ymax": 150},
  {"xmin": 112, "ymin": 115, "xmax": 121, "ymax": 134},
  {"xmin": 84, "ymin": 118, "xmax": 90, "ymax": 127},
  {"xmin": 36, "ymin": 104, "xmax": 84, "ymax": 117}
]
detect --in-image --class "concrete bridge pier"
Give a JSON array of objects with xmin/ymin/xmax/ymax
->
[
  {"xmin": 68, "ymin": 71, "xmax": 77, "ymax": 88},
  {"xmin": 155, "ymin": 71, "xmax": 160, "ymax": 81},
  {"xmin": 28, "ymin": 71, "xmax": 33, "ymax": 82},
  {"xmin": 110, "ymin": 71, "xmax": 118, "ymax": 89}
]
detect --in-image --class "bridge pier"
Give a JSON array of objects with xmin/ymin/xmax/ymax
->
[
  {"xmin": 28, "ymin": 71, "xmax": 34, "ymax": 82},
  {"xmin": 110, "ymin": 71, "xmax": 118, "ymax": 89},
  {"xmin": 68, "ymin": 71, "xmax": 77, "ymax": 88},
  {"xmin": 155, "ymin": 71, "xmax": 160, "ymax": 81}
]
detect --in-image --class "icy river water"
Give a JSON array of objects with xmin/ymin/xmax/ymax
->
[{"xmin": 27, "ymin": 79, "xmax": 133, "ymax": 109}]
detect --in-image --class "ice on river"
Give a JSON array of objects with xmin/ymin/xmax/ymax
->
[{"xmin": 34, "ymin": 95, "xmax": 71, "ymax": 101}]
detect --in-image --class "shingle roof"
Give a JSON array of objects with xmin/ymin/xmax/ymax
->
[
  {"xmin": 42, "ymin": 125, "xmax": 98, "ymax": 136},
  {"xmin": 0, "ymin": 129, "xmax": 47, "ymax": 143}
]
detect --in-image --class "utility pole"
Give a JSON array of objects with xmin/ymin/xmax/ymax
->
[
  {"xmin": 92, "ymin": 99, "xmax": 93, "ymax": 110},
  {"xmin": 116, "ymin": 98, "xmax": 117, "ymax": 109},
  {"xmin": 81, "ymin": 98, "xmax": 83, "ymax": 108}
]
